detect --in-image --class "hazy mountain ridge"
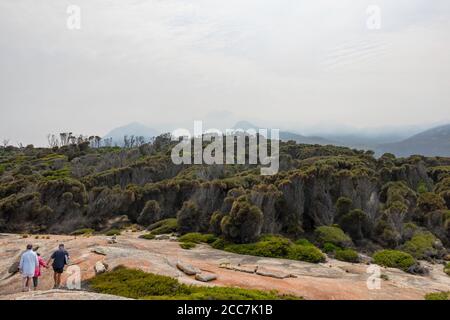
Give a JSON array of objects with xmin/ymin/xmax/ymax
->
[
  {"xmin": 232, "ymin": 121, "xmax": 336, "ymax": 146},
  {"xmin": 103, "ymin": 121, "xmax": 450, "ymax": 157},
  {"xmin": 103, "ymin": 122, "xmax": 159, "ymax": 146},
  {"xmin": 376, "ymin": 124, "xmax": 450, "ymax": 157}
]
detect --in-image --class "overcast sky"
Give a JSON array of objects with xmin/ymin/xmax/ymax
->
[{"xmin": 1, "ymin": 0, "xmax": 450, "ymax": 146}]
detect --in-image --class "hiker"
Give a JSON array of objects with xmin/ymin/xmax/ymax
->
[
  {"xmin": 32, "ymin": 252, "xmax": 48, "ymax": 291},
  {"xmin": 19, "ymin": 244, "xmax": 39, "ymax": 292},
  {"xmin": 47, "ymin": 244, "xmax": 70, "ymax": 289}
]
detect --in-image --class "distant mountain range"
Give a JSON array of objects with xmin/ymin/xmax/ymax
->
[
  {"xmin": 104, "ymin": 121, "xmax": 450, "ymax": 157},
  {"xmin": 375, "ymin": 124, "xmax": 450, "ymax": 157},
  {"xmin": 103, "ymin": 122, "xmax": 159, "ymax": 146},
  {"xmin": 232, "ymin": 121, "xmax": 335, "ymax": 145}
]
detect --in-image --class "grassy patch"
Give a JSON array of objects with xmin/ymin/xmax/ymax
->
[
  {"xmin": 89, "ymin": 266, "xmax": 300, "ymax": 300},
  {"xmin": 424, "ymin": 292, "xmax": 449, "ymax": 300},
  {"xmin": 372, "ymin": 250, "xmax": 415, "ymax": 272}
]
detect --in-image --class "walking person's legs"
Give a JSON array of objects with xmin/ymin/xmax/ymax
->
[
  {"xmin": 53, "ymin": 270, "xmax": 62, "ymax": 288},
  {"xmin": 24, "ymin": 276, "xmax": 32, "ymax": 291},
  {"xmin": 33, "ymin": 277, "xmax": 38, "ymax": 291},
  {"xmin": 53, "ymin": 271, "xmax": 58, "ymax": 288},
  {"xmin": 22, "ymin": 276, "xmax": 28, "ymax": 292}
]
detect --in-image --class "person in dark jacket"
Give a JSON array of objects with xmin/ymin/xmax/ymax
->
[{"xmin": 47, "ymin": 244, "xmax": 69, "ymax": 289}]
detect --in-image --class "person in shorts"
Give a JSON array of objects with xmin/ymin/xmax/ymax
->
[{"xmin": 47, "ymin": 244, "xmax": 69, "ymax": 289}]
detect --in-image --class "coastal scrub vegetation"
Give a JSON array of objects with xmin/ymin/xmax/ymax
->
[{"xmin": 1, "ymin": 133, "xmax": 449, "ymax": 274}]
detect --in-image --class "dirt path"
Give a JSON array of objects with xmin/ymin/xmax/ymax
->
[{"xmin": 1, "ymin": 232, "xmax": 449, "ymax": 300}]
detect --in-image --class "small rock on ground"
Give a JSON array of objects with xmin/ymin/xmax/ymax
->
[
  {"xmin": 94, "ymin": 261, "xmax": 107, "ymax": 274},
  {"xmin": 195, "ymin": 273, "xmax": 217, "ymax": 282},
  {"xmin": 176, "ymin": 261, "xmax": 200, "ymax": 275}
]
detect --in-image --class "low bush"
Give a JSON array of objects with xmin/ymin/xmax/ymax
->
[
  {"xmin": 180, "ymin": 242, "xmax": 196, "ymax": 250},
  {"xmin": 424, "ymin": 292, "xmax": 449, "ymax": 300},
  {"xmin": 70, "ymin": 228, "xmax": 94, "ymax": 236},
  {"xmin": 314, "ymin": 226, "xmax": 352, "ymax": 248},
  {"xmin": 287, "ymin": 244, "xmax": 326, "ymax": 263},
  {"xmin": 178, "ymin": 233, "xmax": 217, "ymax": 244},
  {"xmin": 211, "ymin": 238, "xmax": 228, "ymax": 250},
  {"xmin": 105, "ymin": 229, "xmax": 121, "ymax": 236},
  {"xmin": 372, "ymin": 250, "xmax": 415, "ymax": 272},
  {"xmin": 401, "ymin": 232, "xmax": 437, "ymax": 260},
  {"xmin": 147, "ymin": 218, "xmax": 178, "ymax": 235},
  {"xmin": 444, "ymin": 262, "xmax": 450, "ymax": 276},
  {"xmin": 334, "ymin": 248, "xmax": 359, "ymax": 263},
  {"xmin": 89, "ymin": 266, "xmax": 299, "ymax": 300},
  {"xmin": 139, "ymin": 233, "xmax": 155, "ymax": 240},
  {"xmin": 322, "ymin": 242, "xmax": 339, "ymax": 253},
  {"xmin": 294, "ymin": 238, "xmax": 314, "ymax": 246},
  {"xmin": 216, "ymin": 235, "xmax": 325, "ymax": 263}
]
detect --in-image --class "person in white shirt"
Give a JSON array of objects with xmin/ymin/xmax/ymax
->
[{"xmin": 19, "ymin": 244, "xmax": 39, "ymax": 292}]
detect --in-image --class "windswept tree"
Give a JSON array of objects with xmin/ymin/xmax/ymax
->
[
  {"xmin": 2, "ymin": 139, "xmax": 10, "ymax": 148},
  {"xmin": 123, "ymin": 135, "xmax": 130, "ymax": 148},
  {"xmin": 46, "ymin": 134, "xmax": 60, "ymax": 148}
]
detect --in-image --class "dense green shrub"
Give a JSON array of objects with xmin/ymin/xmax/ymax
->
[
  {"xmin": 89, "ymin": 266, "xmax": 298, "ymax": 300},
  {"xmin": 147, "ymin": 218, "xmax": 178, "ymax": 235},
  {"xmin": 334, "ymin": 248, "xmax": 359, "ymax": 263},
  {"xmin": 372, "ymin": 250, "xmax": 415, "ymax": 271},
  {"xmin": 401, "ymin": 232, "xmax": 437, "ymax": 260},
  {"xmin": 221, "ymin": 196, "xmax": 263, "ymax": 244},
  {"xmin": 294, "ymin": 238, "xmax": 314, "ymax": 246},
  {"xmin": 417, "ymin": 192, "xmax": 446, "ymax": 213},
  {"xmin": 217, "ymin": 235, "xmax": 325, "ymax": 263},
  {"xmin": 224, "ymin": 235, "xmax": 291, "ymax": 258},
  {"xmin": 322, "ymin": 242, "xmax": 339, "ymax": 253},
  {"xmin": 287, "ymin": 244, "xmax": 326, "ymax": 263},
  {"xmin": 314, "ymin": 226, "xmax": 352, "ymax": 248},
  {"xmin": 70, "ymin": 228, "xmax": 94, "ymax": 236},
  {"xmin": 105, "ymin": 229, "xmax": 121, "ymax": 236},
  {"xmin": 211, "ymin": 238, "xmax": 228, "ymax": 250},
  {"xmin": 179, "ymin": 242, "xmax": 196, "ymax": 250},
  {"xmin": 178, "ymin": 233, "xmax": 217, "ymax": 244},
  {"xmin": 444, "ymin": 262, "xmax": 450, "ymax": 276},
  {"xmin": 424, "ymin": 292, "xmax": 449, "ymax": 300},
  {"xmin": 139, "ymin": 233, "xmax": 155, "ymax": 240}
]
